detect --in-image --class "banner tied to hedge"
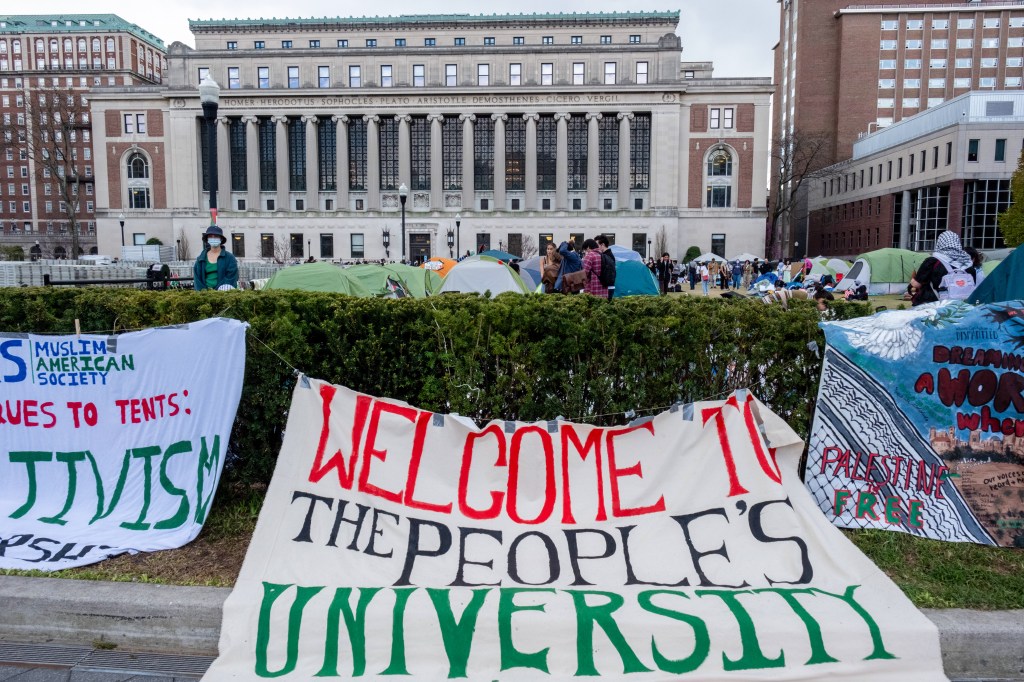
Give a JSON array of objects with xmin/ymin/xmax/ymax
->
[
  {"xmin": 0, "ymin": 317, "xmax": 247, "ymax": 570},
  {"xmin": 806, "ymin": 300, "xmax": 1024, "ymax": 548},
  {"xmin": 206, "ymin": 377, "xmax": 946, "ymax": 681}
]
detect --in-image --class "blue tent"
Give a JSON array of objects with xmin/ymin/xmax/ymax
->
[
  {"xmin": 968, "ymin": 243, "xmax": 1024, "ymax": 304},
  {"xmin": 480, "ymin": 249, "xmax": 519, "ymax": 262},
  {"xmin": 613, "ymin": 260, "xmax": 660, "ymax": 297}
]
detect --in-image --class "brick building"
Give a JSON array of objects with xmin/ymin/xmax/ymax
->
[
  {"xmin": 774, "ymin": 0, "xmax": 1024, "ymax": 257},
  {"xmin": 0, "ymin": 14, "xmax": 165, "ymax": 258}
]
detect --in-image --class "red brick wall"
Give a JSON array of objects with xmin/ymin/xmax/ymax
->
[
  {"xmin": 809, "ymin": 193, "xmax": 895, "ymax": 256},
  {"xmin": 947, "ymin": 179, "xmax": 964, "ymax": 235},
  {"xmin": 688, "ymin": 142, "xmax": 704, "ymax": 209},
  {"xmin": 106, "ymin": 142, "xmax": 165, "ymax": 209},
  {"xmin": 147, "ymin": 109, "xmax": 163, "ymax": 136},
  {"xmin": 690, "ymin": 105, "xmax": 707, "ymax": 133},
  {"xmin": 105, "ymin": 110, "xmax": 120, "ymax": 138},
  {"xmin": 686, "ymin": 138, "xmax": 754, "ymax": 209},
  {"xmin": 736, "ymin": 104, "xmax": 755, "ymax": 133},
  {"xmin": 737, "ymin": 140, "xmax": 754, "ymax": 208}
]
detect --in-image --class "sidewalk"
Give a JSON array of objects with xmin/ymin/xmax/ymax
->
[{"xmin": 1, "ymin": 575, "xmax": 1021, "ymax": 680}]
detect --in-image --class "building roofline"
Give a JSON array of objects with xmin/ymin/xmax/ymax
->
[
  {"xmin": 0, "ymin": 14, "xmax": 165, "ymax": 50},
  {"xmin": 838, "ymin": 2, "xmax": 1024, "ymax": 15}
]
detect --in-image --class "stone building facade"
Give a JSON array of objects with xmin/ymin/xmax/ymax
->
[{"xmin": 88, "ymin": 12, "xmax": 772, "ymax": 262}]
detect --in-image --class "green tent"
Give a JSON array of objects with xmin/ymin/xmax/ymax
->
[
  {"xmin": 346, "ymin": 263, "xmax": 441, "ymax": 298},
  {"xmin": 263, "ymin": 261, "xmax": 372, "ymax": 296},
  {"xmin": 612, "ymin": 260, "xmax": 660, "ymax": 297},
  {"xmin": 968, "ymin": 245, "xmax": 1024, "ymax": 304},
  {"xmin": 834, "ymin": 248, "xmax": 927, "ymax": 295}
]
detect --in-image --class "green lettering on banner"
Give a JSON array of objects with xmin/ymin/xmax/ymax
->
[
  {"xmin": 39, "ymin": 451, "xmax": 87, "ymax": 525},
  {"xmin": 696, "ymin": 590, "xmax": 786, "ymax": 671},
  {"xmin": 636, "ymin": 590, "xmax": 710, "ymax": 674},
  {"xmin": 316, "ymin": 587, "xmax": 381, "ymax": 677},
  {"xmin": 120, "ymin": 446, "xmax": 162, "ymax": 531},
  {"xmin": 380, "ymin": 587, "xmax": 416, "ymax": 676},
  {"xmin": 813, "ymin": 586, "xmax": 897, "ymax": 661},
  {"xmin": 568, "ymin": 589, "xmax": 652, "ymax": 676},
  {"xmin": 498, "ymin": 588, "xmax": 554, "ymax": 673},
  {"xmin": 154, "ymin": 440, "xmax": 192, "ymax": 530},
  {"xmin": 7, "ymin": 451, "xmax": 52, "ymax": 519},
  {"xmin": 255, "ymin": 582, "xmax": 324, "ymax": 678},
  {"xmin": 427, "ymin": 588, "xmax": 490, "ymax": 679},
  {"xmin": 90, "ymin": 450, "xmax": 132, "ymax": 524},
  {"xmin": 194, "ymin": 436, "xmax": 221, "ymax": 523},
  {"xmin": 754, "ymin": 588, "xmax": 838, "ymax": 665}
]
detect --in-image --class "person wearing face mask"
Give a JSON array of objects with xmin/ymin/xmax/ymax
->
[{"xmin": 193, "ymin": 225, "xmax": 239, "ymax": 290}]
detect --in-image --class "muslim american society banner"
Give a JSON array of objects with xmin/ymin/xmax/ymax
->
[
  {"xmin": 0, "ymin": 317, "xmax": 246, "ymax": 569},
  {"xmin": 205, "ymin": 376, "xmax": 946, "ymax": 681}
]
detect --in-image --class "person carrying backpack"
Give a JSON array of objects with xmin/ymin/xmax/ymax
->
[
  {"xmin": 596, "ymin": 235, "xmax": 617, "ymax": 300},
  {"xmin": 910, "ymin": 230, "xmax": 977, "ymax": 305},
  {"xmin": 582, "ymin": 236, "xmax": 614, "ymax": 300}
]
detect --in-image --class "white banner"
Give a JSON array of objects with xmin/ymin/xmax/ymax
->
[
  {"xmin": 0, "ymin": 317, "xmax": 246, "ymax": 570},
  {"xmin": 206, "ymin": 378, "xmax": 947, "ymax": 681}
]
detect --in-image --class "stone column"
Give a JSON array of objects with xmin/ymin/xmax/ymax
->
[
  {"xmin": 460, "ymin": 113, "xmax": 475, "ymax": 209},
  {"xmin": 242, "ymin": 115, "xmax": 259, "ymax": 211},
  {"xmin": 216, "ymin": 116, "xmax": 231, "ymax": 213},
  {"xmin": 365, "ymin": 114, "xmax": 380, "ymax": 209},
  {"xmin": 524, "ymin": 113, "xmax": 538, "ymax": 211},
  {"xmin": 586, "ymin": 113, "xmax": 602, "ymax": 210},
  {"xmin": 397, "ymin": 114, "xmax": 411, "ymax": 191},
  {"xmin": 900, "ymin": 190, "xmax": 912, "ymax": 250},
  {"xmin": 492, "ymin": 113, "xmax": 507, "ymax": 210},
  {"xmin": 555, "ymin": 113, "xmax": 570, "ymax": 211},
  {"xmin": 302, "ymin": 115, "xmax": 319, "ymax": 211},
  {"xmin": 428, "ymin": 114, "xmax": 443, "ymax": 209},
  {"xmin": 617, "ymin": 112, "xmax": 633, "ymax": 210},
  {"xmin": 272, "ymin": 115, "xmax": 289, "ymax": 211},
  {"xmin": 334, "ymin": 115, "xmax": 349, "ymax": 211}
]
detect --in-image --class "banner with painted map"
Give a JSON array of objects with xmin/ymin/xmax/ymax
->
[
  {"xmin": 0, "ymin": 317, "xmax": 247, "ymax": 569},
  {"xmin": 806, "ymin": 300, "xmax": 1024, "ymax": 547},
  {"xmin": 204, "ymin": 377, "xmax": 946, "ymax": 681}
]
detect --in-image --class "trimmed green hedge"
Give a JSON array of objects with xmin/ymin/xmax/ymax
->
[{"xmin": 0, "ymin": 289, "xmax": 872, "ymax": 486}]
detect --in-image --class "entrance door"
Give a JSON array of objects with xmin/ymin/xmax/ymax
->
[{"xmin": 409, "ymin": 234, "xmax": 431, "ymax": 264}]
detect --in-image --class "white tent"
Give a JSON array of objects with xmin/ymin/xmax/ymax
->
[
  {"xmin": 437, "ymin": 259, "xmax": 531, "ymax": 295},
  {"xmin": 730, "ymin": 252, "xmax": 761, "ymax": 262},
  {"xmin": 693, "ymin": 252, "xmax": 726, "ymax": 263},
  {"xmin": 609, "ymin": 244, "xmax": 644, "ymax": 261},
  {"xmin": 824, "ymin": 258, "xmax": 851, "ymax": 277}
]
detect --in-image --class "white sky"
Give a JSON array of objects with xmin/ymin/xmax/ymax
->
[{"xmin": 19, "ymin": 0, "xmax": 778, "ymax": 78}]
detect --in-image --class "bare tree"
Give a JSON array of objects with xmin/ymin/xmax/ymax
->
[
  {"xmin": 520, "ymin": 234, "xmax": 539, "ymax": 259},
  {"xmin": 654, "ymin": 226, "xmax": 669, "ymax": 259},
  {"xmin": 768, "ymin": 131, "xmax": 844, "ymax": 260},
  {"xmin": 176, "ymin": 230, "xmax": 193, "ymax": 261}
]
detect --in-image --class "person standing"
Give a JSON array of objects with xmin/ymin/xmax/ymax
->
[
  {"xmin": 688, "ymin": 260, "xmax": 698, "ymax": 290},
  {"xmin": 555, "ymin": 240, "xmax": 583, "ymax": 293},
  {"xmin": 193, "ymin": 225, "xmax": 238, "ymax": 290},
  {"xmin": 708, "ymin": 259, "xmax": 721, "ymax": 289},
  {"xmin": 720, "ymin": 259, "xmax": 732, "ymax": 290},
  {"xmin": 581, "ymin": 238, "xmax": 608, "ymax": 299},
  {"xmin": 699, "ymin": 262, "xmax": 710, "ymax": 296},
  {"xmin": 655, "ymin": 252, "xmax": 673, "ymax": 295},
  {"xmin": 742, "ymin": 260, "xmax": 753, "ymax": 290}
]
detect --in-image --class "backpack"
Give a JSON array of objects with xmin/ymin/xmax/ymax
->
[
  {"xmin": 598, "ymin": 250, "xmax": 616, "ymax": 287},
  {"xmin": 932, "ymin": 254, "xmax": 977, "ymax": 301}
]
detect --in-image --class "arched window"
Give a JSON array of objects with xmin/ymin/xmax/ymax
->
[
  {"xmin": 128, "ymin": 153, "xmax": 149, "ymax": 179},
  {"xmin": 92, "ymin": 38, "xmax": 100, "ymax": 52},
  {"xmin": 64, "ymin": 38, "xmax": 72, "ymax": 52},
  {"xmin": 35, "ymin": 39, "xmax": 44, "ymax": 52},
  {"xmin": 707, "ymin": 149, "xmax": 732, "ymax": 176},
  {"xmin": 705, "ymin": 146, "xmax": 735, "ymax": 208},
  {"xmin": 78, "ymin": 38, "xmax": 86, "ymax": 51},
  {"xmin": 125, "ymin": 152, "xmax": 151, "ymax": 208},
  {"xmin": 106, "ymin": 38, "xmax": 115, "ymax": 52}
]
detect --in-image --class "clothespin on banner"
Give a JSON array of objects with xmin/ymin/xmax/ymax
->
[{"xmin": 74, "ymin": 318, "xmax": 81, "ymax": 338}]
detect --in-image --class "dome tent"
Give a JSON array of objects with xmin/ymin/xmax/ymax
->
[
  {"xmin": 263, "ymin": 261, "xmax": 372, "ymax": 296},
  {"xmin": 437, "ymin": 259, "xmax": 531, "ymax": 295},
  {"xmin": 833, "ymin": 248, "xmax": 927, "ymax": 295},
  {"xmin": 612, "ymin": 260, "xmax": 660, "ymax": 297}
]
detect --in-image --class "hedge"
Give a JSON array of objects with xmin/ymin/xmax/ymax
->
[{"xmin": 0, "ymin": 289, "xmax": 872, "ymax": 486}]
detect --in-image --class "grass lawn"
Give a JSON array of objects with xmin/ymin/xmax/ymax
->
[{"xmin": 4, "ymin": 488, "xmax": 1023, "ymax": 610}]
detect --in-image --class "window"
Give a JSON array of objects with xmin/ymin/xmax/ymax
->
[
  {"xmin": 904, "ymin": 78, "xmax": 921, "ymax": 88},
  {"xmin": 880, "ymin": 59, "xmax": 897, "ymax": 69},
  {"xmin": 968, "ymin": 138, "xmax": 979, "ymax": 162},
  {"xmin": 282, "ymin": 40, "xmax": 292, "ymax": 48},
  {"xmin": 228, "ymin": 67, "xmax": 240, "ymax": 89},
  {"xmin": 907, "ymin": 19, "xmax": 924, "ymax": 30},
  {"xmin": 710, "ymin": 108, "xmax": 720, "ymax": 128},
  {"xmin": 954, "ymin": 77, "xmax": 971, "ymax": 87},
  {"xmin": 477, "ymin": 63, "xmax": 489, "ymax": 86},
  {"xmin": 227, "ymin": 41, "xmax": 237, "ymax": 50},
  {"xmin": 928, "ymin": 78, "xmax": 945, "ymax": 88},
  {"xmin": 573, "ymin": 62, "xmax": 584, "ymax": 85},
  {"xmin": 930, "ymin": 59, "xmax": 947, "ymax": 69},
  {"xmin": 446, "ymin": 64, "xmax": 457, "ymax": 86},
  {"xmin": 123, "ymin": 113, "xmax": 134, "ymax": 134},
  {"xmin": 984, "ymin": 17, "xmax": 1000, "ymax": 29},
  {"xmin": 349, "ymin": 65, "xmax": 361, "ymax": 88},
  {"xmin": 425, "ymin": 38, "xmax": 436, "ymax": 47},
  {"xmin": 350, "ymin": 234, "xmax": 364, "ymax": 259},
  {"xmin": 604, "ymin": 62, "xmax": 616, "ymax": 84},
  {"xmin": 906, "ymin": 39, "xmax": 922, "ymax": 49},
  {"xmin": 455, "ymin": 37, "xmax": 466, "ymax": 46},
  {"xmin": 958, "ymin": 18, "xmax": 975, "ymax": 29},
  {"xmin": 636, "ymin": 61, "xmax": 648, "ymax": 84},
  {"xmin": 336, "ymin": 39, "xmax": 347, "ymax": 48},
  {"xmin": 484, "ymin": 37, "xmax": 495, "ymax": 46},
  {"xmin": 126, "ymin": 152, "xmax": 150, "ymax": 208},
  {"xmin": 707, "ymin": 149, "xmax": 732, "ymax": 176},
  {"xmin": 1007, "ymin": 77, "xmax": 1023, "ymax": 87},
  {"xmin": 571, "ymin": 36, "xmax": 582, "ymax": 45},
  {"xmin": 254, "ymin": 41, "xmax": 265, "ymax": 49},
  {"xmin": 513, "ymin": 37, "xmax": 525, "ymax": 46},
  {"xmin": 1008, "ymin": 57, "xmax": 1023, "ymax": 67},
  {"xmin": 318, "ymin": 66, "xmax": 329, "ymax": 88},
  {"xmin": 630, "ymin": 35, "xmax": 641, "ymax": 44},
  {"xmin": 394, "ymin": 39, "xmax": 405, "ymax": 47},
  {"xmin": 542, "ymin": 36, "xmax": 553, "ymax": 45},
  {"xmin": 1012, "ymin": 17, "xmax": 1024, "ymax": 28},
  {"xmin": 931, "ymin": 39, "xmax": 948, "ymax": 49},
  {"xmin": 982, "ymin": 38, "xmax": 999, "ymax": 49},
  {"xmin": 996, "ymin": 138, "xmax": 1006, "ymax": 162},
  {"xmin": 956, "ymin": 38, "xmax": 973, "ymax": 49},
  {"xmin": 933, "ymin": 19, "xmax": 949, "ymax": 30},
  {"xmin": 881, "ymin": 40, "xmax": 897, "ymax": 50},
  {"xmin": 723, "ymin": 107, "xmax": 734, "ymax": 129},
  {"xmin": 878, "ymin": 98, "xmax": 894, "ymax": 109},
  {"xmin": 879, "ymin": 78, "xmax": 895, "ymax": 88},
  {"xmin": 881, "ymin": 20, "xmax": 898, "ymax": 30},
  {"xmin": 905, "ymin": 59, "xmax": 922, "ymax": 69},
  {"xmin": 288, "ymin": 66, "xmax": 299, "ymax": 88},
  {"xmin": 381, "ymin": 65, "xmax": 393, "ymax": 87},
  {"xmin": 413, "ymin": 64, "xmax": 425, "ymax": 87},
  {"xmin": 366, "ymin": 39, "xmax": 377, "ymax": 48},
  {"xmin": 198, "ymin": 67, "xmax": 210, "ymax": 83},
  {"xmin": 904, "ymin": 97, "xmax": 920, "ymax": 108},
  {"xmin": 707, "ymin": 186, "xmax": 731, "ymax": 208},
  {"xmin": 955, "ymin": 58, "xmax": 972, "ymax": 69},
  {"xmin": 1012, "ymin": 37, "xmax": 1024, "ymax": 48},
  {"xmin": 258, "ymin": 66, "xmax": 270, "ymax": 88},
  {"xmin": 509, "ymin": 63, "xmax": 521, "ymax": 85},
  {"xmin": 980, "ymin": 76, "xmax": 996, "ymax": 87}
]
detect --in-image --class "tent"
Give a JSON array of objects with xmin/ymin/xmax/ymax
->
[
  {"xmin": 981, "ymin": 259, "xmax": 1002, "ymax": 275},
  {"xmin": 518, "ymin": 255, "xmax": 542, "ymax": 286},
  {"xmin": 833, "ymin": 248, "xmax": 927, "ymax": 295},
  {"xmin": 612, "ymin": 260, "xmax": 660, "ymax": 297},
  {"xmin": 609, "ymin": 244, "xmax": 644, "ymax": 262},
  {"xmin": 480, "ymin": 249, "xmax": 519, "ymax": 262},
  {"xmin": 437, "ymin": 259, "xmax": 531, "ymax": 295},
  {"xmin": 423, "ymin": 257, "xmax": 457, "ymax": 277},
  {"xmin": 263, "ymin": 262, "xmax": 372, "ymax": 296},
  {"xmin": 346, "ymin": 263, "xmax": 441, "ymax": 298},
  {"xmin": 730, "ymin": 252, "xmax": 761, "ymax": 263},
  {"xmin": 825, "ymin": 258, "xmax": 851, "ymax": 277},
  {"xmin": 968, "ymin": 244, "xmax": 1024, "ymax": 304},
  {"xmin": 693, "ymin": 252, "xmax": 726, "ymax": 263}
]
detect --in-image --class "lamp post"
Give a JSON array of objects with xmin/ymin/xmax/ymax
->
[
  {"xmin": 198, "ymin": 76, "xmax": 221, "ymax": 227},
  {"xmin": 382, "ymin": 227, "xmax": 391, "ymax": 259},
  {"xmin": 307, "ymin": 238, "xmax": 311, "ymax": 260},
  {"xmin": 446, "ymin": 226, "xmax": 455, "ymax": 258},
  {"xmin": 119, "ymin": 212, "xmax": 125, "ymax": 249},
  {"xmin": 455, "ymin": 213, "xmax": 461, "ymax": 258},
  {"xmin": 176, "ymin": 238, "xmax": 181, "ymax": 261},
  {"xmin": 647, "ymin": 238, "xmax": 651, "ymax": 259},
  {"xmin": 398, "ymin": 183, "xmax": 408, "ymax": 263}
]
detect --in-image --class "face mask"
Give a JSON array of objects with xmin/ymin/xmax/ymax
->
[{"xmin": 207, "ymin": 238, "xmax": 222, "ymax": 247}]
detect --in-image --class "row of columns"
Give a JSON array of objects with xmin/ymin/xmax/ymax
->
[{"xmin": 213, "ymin": 112, "xmax": 640, "ymax": 212}]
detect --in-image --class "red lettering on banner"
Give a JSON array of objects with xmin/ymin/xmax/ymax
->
[
  {"xmin": 606, "ymin": 421, "xmax": 665, "ymax": 517},
  {"xmin": 403, "ymin": 412, "xmax": 452, "ymax": 513},
  {"xmin": 506, "ymin": 426, "xmax": 556, "ymax": 525},
  {"xmin": 560, "ymin": 426, "xmax": 606, "ymax": 523},
  {"xmin": 458, "ymin": 425, "xmax": 507, "ymax": 520},
  {"xmin": 358, "ymin": 400, "xmax": 418, "ymax": 503},
  {"xmin": 307, "ymin": 384, "xmax": 371, "ymax": 489},
  {"xmin": 740, "ymin": 394, "xmax": 781, "ymax": 484}
]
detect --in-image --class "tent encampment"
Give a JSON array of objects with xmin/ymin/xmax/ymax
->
[
  {"xmin": 480, "ymin": 249, "xmax": 519, "ymax": 262},
  {"xmin": 437, "ymin": 259, "xmax": 531, "ymax": 295},
  {"xmin": 612, "ymin": 260, "xmax": 660, "ymax": 297},
  {"xmin": 730, "ymin": 252, "xmax": 761, "ymax": 263},
  {"xmin": 833, "ymin": 248, "xmax": 927, "ymax": 295},
  {"xmin": 346, "ymin": 263, "xmax": 441, "ymax": 298},
  {"xmin": 609, "ymin": 244, "xmax": 644, "ymax": 262},
  {"xmin": 422, "ymin": 257, "xmax": 457, "ymax": 277},
  {"xmin": 825, "ymin": 258, "xmax": 851, "ymax": 277},
  {"xmin": 968, "ymin": 244, "xmax": 1024, "ymax": 304},
  {"xmin": 263, "ymin": 261, "xmax": 372, "ymax": 296},
  {"xmin": 693, "ymin": 252, "xmax": 726, "ymax": 263}
]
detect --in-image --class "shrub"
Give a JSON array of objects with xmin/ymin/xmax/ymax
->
[
  {"xmin": 0, "ymin": 289, "xmax": 871, "ymax": 486},
  {"xmin": 683, "ymin": 246, "xmax": 701, "ymax": 263}
]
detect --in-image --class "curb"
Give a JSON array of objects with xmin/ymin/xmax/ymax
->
[{"xmin": 0, "ymin": 576, "xmax": 1022, "ymax": 679}]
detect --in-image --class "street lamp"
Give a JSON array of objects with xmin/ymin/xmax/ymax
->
[
  {"xmin": 119, "ymin": 212, "xmax": 125, "ymax": 249},
  {"xmin": 307, "ymin": 238, "xmax": 311, "ymax": 260},
  {"xmin": 455, "ymin": 213, "xmax": 461, "ymax": 258},
  {"xmin": 198, "ymin": 76, "xmax": 221, "ymax": 226},
  {"xmin": 647, "ymin": 238, "xmax": 651, "ymax": 259},
  {"xmin": 398, "ymin": 183, "xmax": 408, "ymax": 263},
  {"xmin": 382, "ymin": 227, "xmax": 391, "ymax": 259},
  {"xmin": 446, "ymin": 226, "xmax": 455, "ymax": 258}
]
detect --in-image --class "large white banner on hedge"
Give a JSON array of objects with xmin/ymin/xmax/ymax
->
[
  {"xmin": 0, "ymin": 317, "xmax": 246, "ymax": 570},
  {"xmin": 206, "ymin": 377, "xmax": 946, "ymax": 681}
]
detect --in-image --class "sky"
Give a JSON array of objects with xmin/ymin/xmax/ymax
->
[{"xmin": 18, "ymin": 0, "xmax": 779, "ymax": 78}]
